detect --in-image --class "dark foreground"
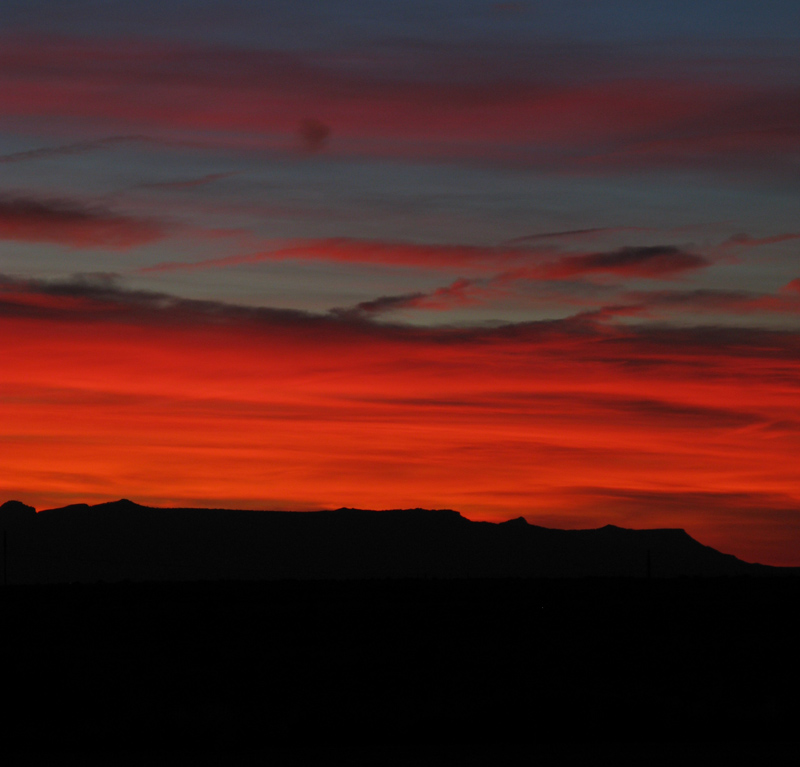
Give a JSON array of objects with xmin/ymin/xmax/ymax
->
[{"xmin": 3, "ymin": 577, "xmax": 799, "ymax": 751}]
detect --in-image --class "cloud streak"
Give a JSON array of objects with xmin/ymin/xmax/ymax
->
[
  {"xmin": 506, "ymin": 246, "xmax": 710, "ymax": 281},
  {"xmin": 334, "ymin": 278, "xmax": 490, "ymax": 318},
  {"xmin": 2, "ymin": 274, "xmax": 799, "ymax": 563},
  {"xmin": 0, "ymin": 135, "xmax": 155, "ymax": 164},
  {"xmin": 138, "ymin": 172, "xmax": 240, "ymax": 191},
  {"xmin": 0, "ymin": 35, "xmax": 796, "ymax": 174},
  {"xmin": 141, "ymin": 238, "xmax": 536, "ymax": 273},
  {"xmin": 0, "ymin": 195, "xmax": 166, "ymax": 249},
  {"xmin": 1, "ymin": 25, "xmax": 799, "ymax": 568},
  {"xmin": 142, "ymin": 237, "xmax": 711, "ymax": 281},
  {"xmin": 624, "ymin": 286, "xmax": 800, "ymax": 318}
]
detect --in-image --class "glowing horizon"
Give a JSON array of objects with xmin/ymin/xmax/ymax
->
[{"xmin": 1, "ymin": 2, "xmax": 799, "ymax": 565}]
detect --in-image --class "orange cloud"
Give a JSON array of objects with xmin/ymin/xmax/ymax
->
[{"xmin": 1, "ymin": 276, "xmax": 798, "ymax": 565}]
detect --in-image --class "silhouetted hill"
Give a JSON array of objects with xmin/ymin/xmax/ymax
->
[{"xmin": 1, "ymin": 499, "xmax": 787, "ymax": 583}]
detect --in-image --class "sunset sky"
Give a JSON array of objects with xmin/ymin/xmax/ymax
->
[{"xmin": 1, "ymin": 1, "xmax": 799, "ymax": 564}]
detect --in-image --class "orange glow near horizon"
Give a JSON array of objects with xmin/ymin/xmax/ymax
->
[{"xmin": 2, "ymin": 298, "xmax": 799, "ymax": 566}]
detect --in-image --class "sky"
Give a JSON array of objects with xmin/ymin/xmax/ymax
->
[{"xmin": 1, "ymin": 1, "xmax": 799, "ymax": 564}]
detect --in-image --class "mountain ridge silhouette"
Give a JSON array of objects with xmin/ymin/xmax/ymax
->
[{"xmin": 1, "ymin": 498, "xmax": 788, "ymax": 582}]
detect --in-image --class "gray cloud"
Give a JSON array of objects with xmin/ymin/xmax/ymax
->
[
  {"xmin": 0, "ymin": 135, "xmax": 157, "ymax": 164},
  {"xmin": 0, "ymin": 194, "xmax": 166, "ymax": 249}
]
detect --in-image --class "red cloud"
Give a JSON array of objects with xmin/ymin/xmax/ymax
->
[
  {"xmin": 783, "ymin": 279, "xmax": 800, "ymax": 294},
  {"xmin": 0, "ymin": 196, "xmax": 165, "ymax": 249},
  {"xmin": 0, "ymin": 35, "xmax": 796, "ymax": 173},
  {"xmin": 143, "ymin": 238, "xmax": 710, "ymax": 284},
  {"xmin": 724, "ymin": 232, "xmax": 800, "ymax": 248},
  {"xmin": 626, "ymin": 287, "xmax": 800, "ymax": 317},
  {"xmin": 337, "ymin": 278, "xmax": 491, "ymax": 318},
  {"xmin": 141, "ymin": 238, "xmax": 541, "ymax": 274},
  {"xmin": 531, "ymin": 246, "xmax": 709, "ymax": 280},
  {"xmin": 3, "ymin": 274, "xmax": 799, "ymax": 569}
]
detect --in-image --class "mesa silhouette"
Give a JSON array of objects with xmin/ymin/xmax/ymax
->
[{"xmin": 0, "ymin": 498, "xmax": 784, "ymax": 582}]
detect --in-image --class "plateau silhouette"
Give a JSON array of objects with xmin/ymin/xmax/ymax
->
[
  {"xmin": 0, "ymin": 498, "xmax": 785, "ymax": 583},
  {"xmin": 3, "ymin": 499, "xmax": 799, "ymax": 749}
]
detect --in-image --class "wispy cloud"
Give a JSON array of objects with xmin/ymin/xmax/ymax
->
[
  {"xmin": 503, "ymin": 227, "xmax": 655, "ymax": 245},
  {"xmin": 624, "ymin": 286, "xmax": 800, "ymax": 317},
  {"xmin": 0, "ymin": 135, "xmax": 154, "ymax": 164},
  {"xmin": 333, "ymin": 278, "xmax": 490, "ymax": 318},
  {"xmin": 5, "ymin": 271, "xmax": 800, "ymax": 353},
  {"xmin": 509, "ymin": 246, "xmax": 709, "ymax": 281},
  {"xmin": 783, "ymin": 279, "xmax": 800, "ymax": 294},
  {"xmin": 140, "ymin": 238, "xmax": 542, "ymax": 273},
  {"xmin": 0, "ymin": 272, "xmax": 323, "ymax": 327},
  {"xmin": 0, "ymin": 195, "xmax": 166, "ymax": 249},
  {"xmin": 3, "ymin": 272, "xmax": 799, "ymax": 563},
  {"xmin": 137, "ymin": 172, "xmax": 240, "ymax": 191},
  {"xmin": 0, "ymin": 35, "xmax": 796, "ymax": 174},
  {"xmin": 141, "ymin": 237, "xmax": 711, "ymax": 281},
  {"xmin": 721, "ymin": 232, "xmax": 800, "ymax": 248}
]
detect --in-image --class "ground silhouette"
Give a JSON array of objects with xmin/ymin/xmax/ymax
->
[
  {"xmin": 3, "ymin": 499, "xmax": 798, "ymax": 750},
  {"xmin": 3, "ymin": 577, "xmax": 799, "ymax": 749},
  {"xmin": 0, "ymin": 498, "xmax": 786, "ymax": 583}
]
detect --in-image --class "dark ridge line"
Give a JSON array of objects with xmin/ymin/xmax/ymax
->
[{"xmin": 1, "ymin": 498, "xmax": 793, "ymax": 582}]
